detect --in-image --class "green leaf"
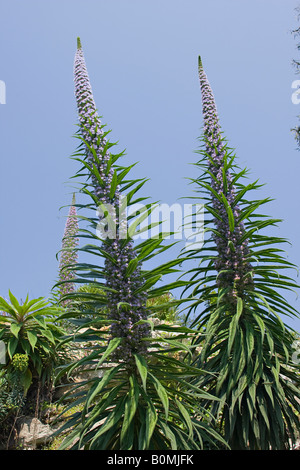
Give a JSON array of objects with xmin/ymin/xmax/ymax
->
[
  {"xmin": 222, "ymin": 167, "xmax": 228, "ymax": 194},
  {"xmin": 134, "ymin": 274, "xmax": 162, "ymax": 295},
  {"xmin": 159, "ymin": 420, "xmax": 178, "ymax": 450},
  {"xmin": 40, "ymin": 328, "xmax": 55, "ymax": 344},
  {"xmin": 22, "ymin": 368, "xmax": 32, "ymax": 396},
  {"xmin": 7, "ymin": 336, "xmax": 18, "ymax": 359},
  {"xmin": 227, "ymin": 297, "xmax": 243, "ymax": 355},
  {"xmin": 245, "ymin": 322, "xmax": 255, "ymax": 361},
  {"xmin": 125, "ymin": 259, "xmax": 139, "ymax": 278},
  {"xmin": 117, "ymin": 163, "xmax": 137, "ymax": 184},
  {"xmin": 238, "ymin": 199, "xmax": 270, "ymax": 223},
  {"xmin": 84, "ymin": 364, "xmax": 123, "ymax": 412},
  {"xmin": 98, "ymin": 337, "xmax": 122, "ymax": 367},
  {"xmin": 120, "ymin": 376, "xmax": 140, "ymax": 448},
  {"xmin": 221, "ymin": 193, "xmax": 235, "ymax": 232},
  {"xmin": 149, "ymin": 373, "xmax": 169, "ymax": 419},
  {"xmin": 10, "ymin": 322, "xmax": 22, "ymax": 338},
  {"xmin": 92, "ymin": 163, "xmax": 104, "ymax": 187},
  {"xmin": 236, "ymin": 297, "xmax": 243, "ymax": 317},
  {"xmin": 34, "ymin": 315, "xmax": 47, "ymax": 328},
  {"xmin": 109, "ymin": 169, "xmax": 118, "ymax": 199},
  {"xmin": 27, "ymin": 331, "xmax": 37, "ymax": 351},
  {"xmin": 8, "ymin": 290, "xmax": 21, "ymax": 311},
  {"xmin": 20, "ymin": 337, "xmax": 30, "ymax": 355},
  {"xmin": 175, "ymin": 398, "xmax": 193, "ymax": 439},
  {"xmin": 127, "ymin": 204, "xmax": 155, "ymax": 239},
  {"xmin": 228, "ymin": 240, "xmax": 235, "ymax": 252},
  {"xmin": 134, "ymin": 353, "xmax": 148, "ymax": 391},
  {"xmin": 253, "ymin": 313, "xmax": 266, "ymax": 342},
  {"xmin": 0, "ymin": 297, "xmax": 17, "ymax": 317},
  {"xmin": 140, "ymin": 396, "xmax": 157, "ymax": 450},
  {"xmin": 89, "ymin": 396, "xmax": 126, "ymax": 448}
]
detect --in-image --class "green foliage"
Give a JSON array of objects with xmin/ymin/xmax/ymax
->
[
  {"xmin": 54, "ymin": 323, "xmax": 226, "ymax": 450},
  {"xmin": 0, "ymin": 369, "xmax": 24, "ymax": 423},
  {"xmin": 0, "ymin": 292, "xmax": 66, "ymax": 386},
  {"xmin": 74, "ymin": 283, "xmax": 108, "ymax": 316},
  {"xmin": 147, "ymin": 293, "xmax": 183, "ymax": 324},
  {"xmin": 54, "ymin": 152, "xmax": 225, "ymax": 448}
]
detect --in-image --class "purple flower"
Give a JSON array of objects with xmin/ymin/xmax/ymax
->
[
  {"xmin": 198, "ymin": 57, "xmax": 253, "ymax": 299},
  {"xmin": 74, "ymin": 38, "xmax": 150, "ymax": 366}
]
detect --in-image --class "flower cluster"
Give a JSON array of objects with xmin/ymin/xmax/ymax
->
[
  {"xmin": 74, "ymin": 39, "xmax": 150, "ymax": 366},
  {"xmin": 58, "ymin": 194, "xmax": 79, "ymax": 301},
  {"xmin": 11, "ymin": 353, "xmax": 29, "ymax": 373},
  {"xmin": 74, "ymin": 38, "xmax": 120, "ymax": 205},
  {"xmin": 105, "ymin": 240, "xmax": 150, "ymax": 363},
  {"xmin": 198, "ymin": 57, "xmax": 253, "ymax": 298}
]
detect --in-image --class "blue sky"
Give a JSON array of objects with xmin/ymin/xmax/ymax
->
[{"xmin": 1, "ymin": 0, "xmax": 300, "ymax": 332}]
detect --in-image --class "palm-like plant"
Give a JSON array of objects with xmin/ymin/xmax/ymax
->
[
  {"xmin": 53, "ymin": 39, "xmax": 226, "ymax": 450},
  {"xmin": 182, "ymin": 57, "xmax": 300, "ymax": 449},
  {"xmin": 0, "ymin": 291, "xmax": 65, "ymax": 389}
]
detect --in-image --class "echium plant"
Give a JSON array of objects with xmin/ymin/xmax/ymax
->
[
  {"xmin": 182, "ymin": 57, "xmax": 300, "ymax": 450},
  {"xmin": 58, "ymin": 193, "xmax": 79, "ymax": 301},
  {"xmin": 197, "ymin": 57, "xmax": 254, "ymax": 300},
  {"xmin": 73, "ymin": 37, "xmax": 150, "ymax": 365},
  {"xmin": 54, "ymin": 39, "xmax": 226, "ymax": 450}
]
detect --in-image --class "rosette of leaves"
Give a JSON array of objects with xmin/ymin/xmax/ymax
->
[
  {"xmin": 0, "ymin": 292, "xmax": 65, "ymax": 389},
  {"xmin": 181, "ymin": 57, "xmax": 300, "ymax": 449},
  {"xmin": 53, "ymin": 39, "xmax": 227, "ymax": 450}
]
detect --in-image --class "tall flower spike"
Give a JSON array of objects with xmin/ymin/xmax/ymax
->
[
  {"xmin": 184, "ymin": 57, "xmax": 300, "ymax": 450},
  {"xmin": 74, "ymin": 37, "xmax": 117, "ymax": 205},
  {"xmin": 198, "ymin": 56, "xmax": 253, "ymax": 300},
  {"xmin": 58, "ymin": 193, "xmax": 79, "ymax": 302},
  {"xmin": 73, "ymin": 38, "xmax": 150, "ymax": 366}
]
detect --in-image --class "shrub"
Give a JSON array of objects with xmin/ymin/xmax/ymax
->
[{"xmin": 0, "ymin": 292, "xmax": 65, "ymax": 388}]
